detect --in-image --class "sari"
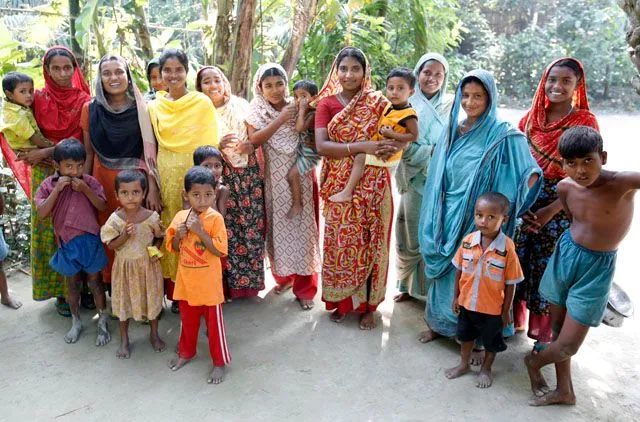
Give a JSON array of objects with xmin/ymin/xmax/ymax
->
[
  {"xmin": 514, "ymin": 58, "xmax": 599, "ymax": 342},
  {"xmin": 316, "ymin": 49, "xmax": 391, "ymax": 313},
  {"xmin": 395, "ymin": 53, "xmax": 453, "ymax": 300},
  {"xmin": 418, "ymin": 69, "xmax": 542, "ymax": 337},
  {"xmin": 83, "ymin": 55, "xmax": 159, "ymax": 283},
  {"xmin": 148, "ymin": 90, "xmax": 220, "ymax": 282},
  {"xmin": 196, "ymin": 66, "xmax": 266, "ymax": 298},
  {"xmin": 28, "ymin": 46, "xmax": 91, "ymax": 300},
  {"xmin": 246, "ymin": 64, "xmax": 320, "ymax": 298}
]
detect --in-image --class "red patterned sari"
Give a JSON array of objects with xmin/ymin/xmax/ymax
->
[{"xmin": 316, "ymin": 50, "xmax": 392, "ymax": 314}]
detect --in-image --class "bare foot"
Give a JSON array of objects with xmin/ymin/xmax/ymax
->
[
  {"xmin": 445, "ymin": 363, "xmax": 470, "ymax": 379},
  {"xmin": 274, "ymin": 282, "xmax": 293, "ymax": 295},
  {"xmin": 150, "ymin": 335, "xmax": 167, "ymax": 353},
  {"xmin": 328, "ymin": 191, "xmax": 353, "ymax": 203},
  {"xmin": 524, "ymin": 355, "xmax": 551, "ymax": 397},
  {"xmin": 207, "ymin": 366, "xmax": 225, "ymax": 384},
  {"xmin": 393, "ymin": 292, "xmax": 410, "ymax": 302},
  {"xmin": 95, "ymin": 312, "xmax": 111, "ymax": 347},
  {"xmin": 286, "ymin": 204, "xmax": 303, "ymax": 219},
  {"xmin": 330, "ymin": 309, "xmax": 346, "ymax": 323},
  {"xmin": 168, "ymin": 356, "xmax": 191, "ymax": 372},
  {"xmin": 64, "ymin": 315, "xmax": 83, "ymax": 344},
  {"xmin": 470, "ymin": 349, "xmax": 485, "ymax": 366},
  {"xmin": 297, "ymin": 298, "xmax": 314, "ymax": 311},
  {"xmin": 359, "ymin": 312, "xmax": 376, "ymax": 330},
  {"xmin": 476, "ymin": 368, "xmax": 493, "ymax": 388},
  {"xmin": 529, "ymin": 389, "xmax": 576, "ymax": 406},
  {"xmin": 116, "ymin": 341, "xmax": 131, "ymax": 359},
  {"xmin": 1, "ymin": 297, "xmax": 22, "ymax": 309},
  {"xmin": 418, "ymin": 329, "xmax": 441, "ymax": 343}
]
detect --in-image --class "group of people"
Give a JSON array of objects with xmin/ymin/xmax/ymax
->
[{"xmin": 1, "ymin": 45, "xmax": 638, "ymax": 403}]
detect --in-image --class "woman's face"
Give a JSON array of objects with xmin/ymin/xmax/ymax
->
[
  {"xmin": 260, "ymin": 75, "xmax": 287, "ymax": 106},
  {"xmin": 199, "ymin": 69, "xmax": 226, "ymax": 105},
  {"xmin": 100, "ymin": 60, "xmax": 128, "ymax": 96},
  {"xmin": 545, "ymin": 65, "xmax": 579, "ymax": 104},
  {"xmin": 419, "ymin": 60, "xmax": 445, "ymax": 98},
  {"xmin": 337, "ymin": 56, "xmax": 365, "ymax": 92},
  {"xmin": 461, "ymin": 81, "xmax": 489, "ymax": 120},
  {"xmin": 161, "ymin": 57, "xmax": 187, "ymax": 91},
  {"xmin": 149, "ymin": 66, "xmax": 167, "ymax": 92},
  {"xmin": 47, "ymin": 55, "xmax": 74, "ymax": 88}
]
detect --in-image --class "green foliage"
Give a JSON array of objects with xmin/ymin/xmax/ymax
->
[{"xmin": 0, "ymin": 167, "xmax": 30, "ymax": 264}]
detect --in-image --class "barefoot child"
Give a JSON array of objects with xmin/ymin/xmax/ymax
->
[
  {"xmin": 166, "ymin": 166, "xmax": 231, "ymax": 384},
  {"xmin": 445, "ymin": 192, "xmax": 523, "ymax": 388},
  {"xmin": 100, "ymin": 170, "xmax": 166, "ymax": 358},
  {"xmin": 329, "ymin": 68, "xmax": 418, "ymax": 202},
  {"xmin": 525, "ymin": 126, "xmax": 640, "ymax": 406},
  {"xmin": 193, "ymin": 146, "xmax": 229, "ymax": 217},
  {"xmin": 0, "ymin": 193, "xmax": 22, "ymax": 310},
  {"xmin": 286, "ymin": 80, "xmax": 320, "ymax": 218},
  {"xmin": 34, "ymin": 139, "xmax": 111, "ymax": 345}
]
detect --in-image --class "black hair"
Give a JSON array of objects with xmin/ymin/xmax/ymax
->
[
  {"xmin": 184, "ymin": 166, "xmax": 216, "ymax": 192},
  {"xmin": 44, "ymin": 48, "xmax": 76, "ymax": 69},
  {"xmin": 476, "ymin": 192, "xmax": 510, "ymax": 215},
  {"xmin": 336, "ymin": 47, "xmax": 366, "ymax": 71},
  {"xmin": 193, "ymin": 145, "xmax": 223, "ymax": 166},
  {"xmin": 292, "ymin": 79, "xmax": 318, "ymax": 96},
  {"xmin": 146, "ymin": 59, "xmax": 160, "ymax": 83},
  {"xmin": 2, "ymin": 71, "xmax": 33, "ymax": 94},
  {"xmin": 52, "ymin": 139, "xmax": 86, "ymax": 163},
  {"xmin": 550, "ymin": 59, "xmax": 583, "ymax": 81},
  {"xmin": 259, "ymin": 67, "xmax": 286, "ymax": 86},
  {"xmin": 159, "ymin": 49, "xmax": 189, "ymax": 73},
  {"xmin": 115, "ymin": 169, "xmax": 147, "ymax": 192},
  {"xmin": 461, "ymin": 75, "xmax": 488, "ymax": 94},
  {"xmin": 416, "ymin": 58, "xmax": 444, "ymax": 75},
  {"xmin": 386, "ymin": 67, "xmax": 416, "ymax": 87},
  {"xmin": 558, "ymin": 126, "xmax": 603, "ymax": 159}
]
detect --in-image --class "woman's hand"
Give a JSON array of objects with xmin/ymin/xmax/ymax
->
[
  {"xmin": 17, "ymin": 148, "xmax": 51, "ymax": 166},
  {"xmin": 146, "ymin": 180, "xmax": 164, "ymax": 213},
  {"xmin": 278, "ymin": 103, "xmax": 297, "ymax": 123},
  {"xmin": 219, "ymin": 134, "xmax": 239, "ymax": 150},
  {"xmin": 374, "ymin": 140, "xmax": 401, "ymax": 162},
  {"xmin": 236, "ymin": 140, "xmax": 255, "ymax": 154}
]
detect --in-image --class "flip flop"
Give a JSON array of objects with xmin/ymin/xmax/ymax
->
[
  {"xmin": 55, "ymin": 301, "xmax": 71, "ymax": 317},
  {"xmin": 296, "ymin": 298, "xmax": 313, "ymax": 310}
]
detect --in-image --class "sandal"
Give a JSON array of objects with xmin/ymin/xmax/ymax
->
[
  {"xmin": 532, "ymin": 341, "xmax": 549, "ymax": 355},
  {"xmin": 80, "ymin": 292, "xmax": 96, "ymax": 310},
  {"xmin": 296, "ymin": 298, "xmax": 314, "ymax": 311},
  {"xmin": 55, "ymin": 300, "xmax": 71, "ymax": 317},
  {"xmin": 171, "ymin": 301, "xmax": 180, "ymax": 314}
]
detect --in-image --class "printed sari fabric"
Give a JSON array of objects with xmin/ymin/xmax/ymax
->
[
  {"xmin": 315, "ymin": 49, "xmax": 392, "ymax": 314},
  {"xmin": 515, "ymin": 58, "xmax": 599, "ymax": 342},
  {"xmin": 418, "ymin": 69, "xmax": 542, "ymax": 337},
  {"xmin": 196, "ymin": 66, "xmax": 266, "ymax": 298}
]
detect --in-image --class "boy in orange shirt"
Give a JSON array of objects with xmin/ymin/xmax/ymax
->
[
  {"xmin": 445, "ymin": 192, "xmax": 524, "ymax": 388},
  {"xmin": 166, "ymin": 166, "xmax": 231, "ymax": 384}
]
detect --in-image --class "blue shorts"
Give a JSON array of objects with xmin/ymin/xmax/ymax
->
[
  {"xmin": 50, "ymin": 233, "xmax": 108, "ymax": 277},
  {"xmin": 0, "ymin": 229, "xmax": 9, "ymax": 261},
  {"xmin": 539, "ymin": 230, "xmax": 616, "ymax": 327}
]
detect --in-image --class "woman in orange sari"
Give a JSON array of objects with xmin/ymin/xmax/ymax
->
[{"xmin": 315, "ymin": 47, "xmax": 402, "ymax": 330}]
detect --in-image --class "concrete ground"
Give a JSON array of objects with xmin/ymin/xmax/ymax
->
[{"xmin": 1, "ymin": 111, "xmax": 639, "ymax": 421}]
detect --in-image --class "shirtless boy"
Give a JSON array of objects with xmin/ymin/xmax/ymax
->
[{"xmin": 524, "ymin": 126, "xmax": 640, "ymax": 406}]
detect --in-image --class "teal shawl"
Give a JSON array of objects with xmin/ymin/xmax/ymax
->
[
  {"xmin": 419, "ymin": 69, "xmax": 542, "ymax": 280},
  {"xmin": 396, "ymin": 53, "xmax": 454, "ymax": 194}
]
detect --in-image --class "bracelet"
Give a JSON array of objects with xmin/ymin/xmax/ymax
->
[{"xmin": 347, "ymin": 144, "xmax": 352, "ymax": 154}]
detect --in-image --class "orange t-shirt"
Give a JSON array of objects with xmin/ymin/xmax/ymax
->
[
  {"xmin": 165, "ymin": 208, "xmax": 228, "ymax": 306},
  {"xmin": 452, "ymin": 231, "xmax": 524, "ymax": 316}
]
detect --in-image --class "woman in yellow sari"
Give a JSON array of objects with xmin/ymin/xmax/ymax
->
[{"xmin": 148, "ymin": 49, "xmax": 220, "ymax": 311}]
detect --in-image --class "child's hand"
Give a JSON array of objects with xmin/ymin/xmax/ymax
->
[
  {"xmin": 70, "ymin": 177, "xmax": 89, "ymax": 193},
  {"xmin": 523, "ymin": 206, "xmax": 555, "ymax": 234},
  {"xmin": 299, "ymin": 97, "xmax": 310, "ymax": 113},
  {"xmin": 185, "ymin": 214, "xmax": 203, "ymax": 234},
  {"xmin": 502, "ymin": 311, "xmax": 513, "ymax": 328},
  {"xmin": 125, "ymin": 222, "xmax": 136, "ymax": 237},
  {"xmin": 379, "ymin": 125, "xmax": 395, "ymax": 138},
  {"xmin": 54, "ymin": 176, "xmax": 72, "ymax": 193},
  {"xmin": 176, "ymin": 223, "xmax": 188, "ymax": 240},
  {"xmin": 451, "ymin": 298, "xmax": 460, "ymax": 315}
]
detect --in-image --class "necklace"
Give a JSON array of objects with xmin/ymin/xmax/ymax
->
[{"xmin": 337, "ymin": 92, "xmax": 350, "ymax": 106}]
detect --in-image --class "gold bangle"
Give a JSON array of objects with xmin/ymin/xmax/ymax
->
[{"xmin": 347, "ymin": 144, "xmax": 352, "ymax": 154}]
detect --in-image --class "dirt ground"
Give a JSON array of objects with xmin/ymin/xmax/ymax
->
[{"xmin": 1, "ymin": 111, "xmax": 639, "ymax": 421}]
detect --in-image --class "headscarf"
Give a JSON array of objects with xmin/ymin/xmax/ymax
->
[
  {"xmin": 33, "ymin": 46, "xmax": 91, "ymax": 142},
  {"xmin": 419, "ymin": 69, "xmax": 542, "ymax": 279},
  {"xmin": 396, "ymin": 53, "xmax": 453, "ymax": 194},
  {"xmin": 246, "ymin": 63, "xmax": 298, "ymax": 154},
  {"xmin": 520, "ymin": 57, "xmax": 599, "ymax": 179},
  {"xmin": 89, "ymin": 55, "xmax": 159, "ymax": 184}
]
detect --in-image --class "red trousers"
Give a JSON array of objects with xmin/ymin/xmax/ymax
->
[
  {"xmin": 179, "ymin": 301, "xmax": 231, "ymax": 367},
  {"xmin": 272, "ymin": 273, "xmax": 318, "ymax": 300}
]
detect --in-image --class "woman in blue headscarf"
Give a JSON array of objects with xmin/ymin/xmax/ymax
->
[
  {"xmin": 395, "ymin": 53, "xmax": 453, "ymax": 302},
  {"xmin": 418, "ymin": 70, "xmax": 542, "ymax": 344}
]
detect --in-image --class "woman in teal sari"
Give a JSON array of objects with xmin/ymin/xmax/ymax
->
[
  {"xmin": 395, "ymin": 53, "xmax": 453, "ymax": 302},
  {"xmin": 418, "ymin": 70, "xmax": 542, "ymax": 344}
]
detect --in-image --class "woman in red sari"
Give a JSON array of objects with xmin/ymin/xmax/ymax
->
[
  {"xmin": 515, "ymin": 58, "xmax": 599, "ymax": 348},
  {"xmin": 315, "ymin": 47, "xmax": 402, "ymax": 329}
]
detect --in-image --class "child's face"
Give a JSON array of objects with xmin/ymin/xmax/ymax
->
[
  {"xmin": 293, "ymin": 88, "xmax": 312, "ymax": 104},
  {"xmin": 161, "ymin": 58, "xmax": 187, "ymax": 92},
  {"xmin": 474, "ymin": 199, "xmax": 506, "ymax": 239},
  {"xmin": 261, "ymin": 76, "xmax": 287, "ymax": 106},
  {"xmin": 185, "ymin": 183, "xmax": 215, "ymax": 213},
  {"xmin": 199, "ymin": 69, "xmax": 225, "ymax": 104},
  {"xmin": 149, "ymin": 66, "xmax": 167, "ymax": 92},
  {"xmin": 116, "ymin": 180, "xmax": 145, "ymax": 211},
  {"xmin": 100, "ymin": 60, "xmax": 129, "ymax": 96},
  {"xmin": 200, "ymin": 157, "xmax": 224, "ymax": 181},
  {"xmin": 385, "ymin": 77, "xmax": 414, "ymax": 106},
  {"xmin": 55, "ymin": 159, "xmax": 85, "ymax": 178},
  {"xmin": 6, "ymin": 81, "xmax": 35, "ymax": 107},
  {"xmin": 563, "ymin": 152, "xmax": 607, "ymax": 187},
  {"xmin": 545, "ymin": 65, "xmax": 579, "ymax": 104},
  {"xmin": 461, "ymin": 81, "xmax": 489, "ymax": 121}
]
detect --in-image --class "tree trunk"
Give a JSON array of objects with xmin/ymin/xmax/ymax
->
[
  {"xmin": 215, "ymin": 0, "xmax": 235, "ymax": 68},
  {"xmin": 68, "ymin": 0, "xmax": 84, "ymax": 67},
  {"xmin": 280, "ymin": 0, "xmax": 318, "ymax": 78},
  {"xmin": 230, "ymin": 0, "xmax": 257, "ymax": 98},
  {"xmin": 618, "ymin": 0, "xmax": 640, "ymax": 95},
  {"xmin": 131, "ymin": 3, "xmax": 154, "ymax": 62}
]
